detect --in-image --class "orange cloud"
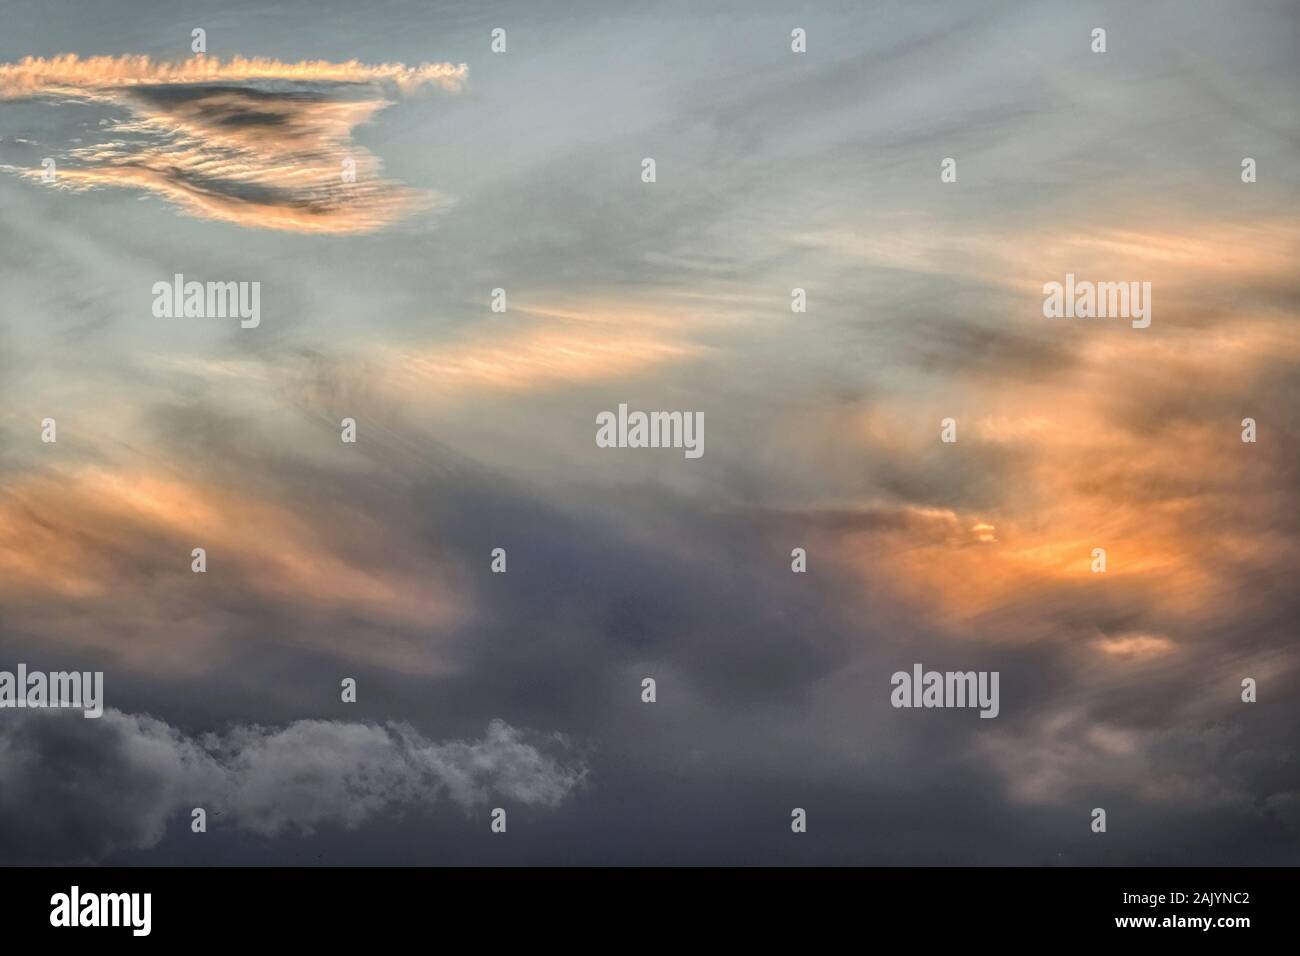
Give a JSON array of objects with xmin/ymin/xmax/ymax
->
[
  {"xmin": 0, "ymin": 466, "xmax": 467, "ymax": 673},
  {"xmin": 807, "ymin": 213, "xmax": 1299, "ymax": 642},
  {"xmin": 1093, "ymin": 633, "xmax": 1177, "ymax": 659},
  {"xmin": 0, "ymin": 54, "xmax": 466, "ymax": 99},
  {"xmin": 381, "ymin": 306, "xmax": 708, "ymax": 401},
  {"xmin": 800, "ymin": 213, "xmax": 1300, "ymax": 298}
]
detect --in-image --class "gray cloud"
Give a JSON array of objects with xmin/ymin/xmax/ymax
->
[{"xmin": 0, "ymin": 708, "xmax": 584, "ymax": 863}]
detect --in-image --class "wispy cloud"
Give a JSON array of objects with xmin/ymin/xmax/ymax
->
[
  {"xmin": 383, "ymin": 308, "xmax": 708, "ymax": 400},
  {"xmin": 0, "ymin": 465, "xmax": 468, "ymax": 673},
  {"xmin": 0, "ymin": 53, "xmax": 467, "ymax": 98},
  {"xmin": 0, "ymin": 54, "xmax": 468, "ymax": 233}
]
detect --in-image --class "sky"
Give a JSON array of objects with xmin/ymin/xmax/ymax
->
[{"xmin": 0, "ymin": 0, "xmax": 1298, "ymax": 865}]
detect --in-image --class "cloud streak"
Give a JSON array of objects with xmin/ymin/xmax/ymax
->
[{"xmin": 0, "ymin": 54, "xmax": 467, "ymax": 98}]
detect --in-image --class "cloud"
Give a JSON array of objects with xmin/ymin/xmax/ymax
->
[
  {"xmin": 972, "ymin": 699, "xmax": 1300, "ymax": 845},
  {"xmin": 785, "ymin": 286, "xmax": 1300, "ymax": 644},
  {"xmin": 0, "ymin": 53, "xmax": 467, "ymax": 98},
  {"xmin": 0, "ymin": 708, "xmax": 585, "ymax": 863},
  {"xmin": 1093, "ymin": 633, "xmax": 1177, "ymax": 660},
  {"xmin": 0, "ymin": 55, "xmax": 468, "ymax": 233},
  {"xmin": 382, "ymin": 307, "xmax": 708, "ymax": 401},
  {"xmin": 974, "ymin": 709, "xmax": 1247, "ymax": 806},
  {"xmin": 0, "ymin": 465, "xmax": 468, "ymax": 673}
]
